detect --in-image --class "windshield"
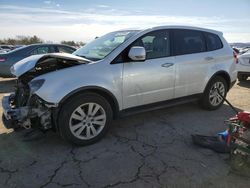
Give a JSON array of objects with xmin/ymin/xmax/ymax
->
[{"xmin": 73, "ymin": 30, "xmax": 139, "ymax": 61}]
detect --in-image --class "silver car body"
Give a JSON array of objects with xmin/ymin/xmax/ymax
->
[
  {"xmin": 237, "ymin": 51, "xmax": 250, "ymax": 73},
  {"xmin": 11, "ymin": 25, "xmax": 237, "ymax": 111}
]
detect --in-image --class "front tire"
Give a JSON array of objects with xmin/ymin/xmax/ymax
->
[
  {"xmin": 58, "ymin": 92, "xmax": 113, "ymax": 145},
  {"xmin": 200, "ymin": 76, "xmax": 228, "ymax": 110}
]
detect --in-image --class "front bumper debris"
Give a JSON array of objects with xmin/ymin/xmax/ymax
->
[
  {"xmin": 2, "ymin": 93, "xmax": 31, "ymax": 129},
  {"xmin": 3, "ymin": 94, "xmax": 29, "ymax": 120},
  {"xmin": 2, "ymin": 93, "xmax": 52, "ymax": 130},
  {"xmin": 2, "ymin": 94, "xmax": 13, "ymax": 121}
]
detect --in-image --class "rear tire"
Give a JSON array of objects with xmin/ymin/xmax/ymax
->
[
  {"xmin": 58, "ymin": 92, "xmax": 113, "ymax": 145},
  {"xmin": 200, "ymin": 76, "xmax": 228, "ymax": 110}
]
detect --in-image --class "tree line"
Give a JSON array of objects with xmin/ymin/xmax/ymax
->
[{"xmin": 0, "ymin": 35, "xmax": 85, "ymax": 47}]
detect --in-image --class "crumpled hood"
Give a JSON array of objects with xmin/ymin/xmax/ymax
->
[{"xmin": 11, "ymin": 53, "xmax": 90, "ymax": 77}]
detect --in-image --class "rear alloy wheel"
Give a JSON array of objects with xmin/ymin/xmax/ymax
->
[
  {"xmin": 200, "ymin": 76, "xmax": 228, "ymax": 110},
  {"xmin": 59, "ymin": 93, "xmax": 112, "ymax": 145},
  {"xmin": 208, "ymin": 82, "xmax": 225, "ymax": 107}
]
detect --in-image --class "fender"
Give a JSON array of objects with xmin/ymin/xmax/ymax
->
[
  {"xmin": 52, "ymin": 86, "xmax": 120, "ymax": 132},
  {"xmin": 204, "ymin": 71, "xmax": 231, "ymax": 93},
  {"xmin": 59, "ymin": 85, "xmax": 119, "ymax": 111}
]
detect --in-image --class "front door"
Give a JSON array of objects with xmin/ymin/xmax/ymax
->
[{"xmin": 122, "ymin": 30, "xmax": 175, "ymax": 109}]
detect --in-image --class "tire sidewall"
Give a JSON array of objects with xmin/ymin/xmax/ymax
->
[
  {"xmin": 201, "ymin": 76, "xmax": 228, "ymax": 110},
  {"xmin": 58, "ymin": 92, "xmax": 113, "ymax": 145}
]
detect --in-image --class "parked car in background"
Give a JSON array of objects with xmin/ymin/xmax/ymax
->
[
  {"xmin": 0, "ymin": 44, "xmax": 76, "ymax": 77},
  {"xmin": 14, "ymin": 45, "xmax": 26, "ymax": 49},
  {"xmin": 239, "ymin": 47, "xmax": 250, "ymax": 55},
  {"xmin": 0, "ymin": 45, "xmax": 14, "ymax": 50},
  {"xmin": 237, "ymin": 51, "xmax": 250, "ymax": 81},
  {"xmin": 0, "ymin": 45, "xmax": 13, "ymax": 53},
  {"xmin": 232, "ymin": 47, "xmax": 240, "ymax": 54},
  {"xmin": 0, "ymin": 47, "xmax": 9, "ymax": 54},
  {"xmin": 2, "ymin": 26, "xmax": 237, "ymax": 145}
]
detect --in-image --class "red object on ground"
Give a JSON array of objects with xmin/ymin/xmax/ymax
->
[{"xmin": 230, "ymin": 111, "xmax": 250, "ymax": 127}]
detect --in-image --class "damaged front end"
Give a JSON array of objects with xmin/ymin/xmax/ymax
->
[
  {"xmin": 2, "ymin": 82, "xmax": 52, "ymax": 131},
  {"xmin": 2, "ymin": 53, "xmax": 89, "ymax": 131}
]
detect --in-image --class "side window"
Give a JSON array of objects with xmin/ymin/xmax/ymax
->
[
  {"xmin": 30, "ymin": 46, "xmax": 50, "ymax": 55},
  {"xmin": 50, "ymin": 46, "xmax": 57, "ymax": 53},
  {"xmin": 205, "ymin": 33, "xmax": 223, "ymax": 51},
  {"xmin": 132, "ymin": 30, "xmax": 170, "ymax": 59},
  {"xmin": 174, "ymin": 29, "xmax": 206, "ymax": 55},
  {"xmin": 58, "ymin": 46, "xmax": 75, "ymax": 54}
]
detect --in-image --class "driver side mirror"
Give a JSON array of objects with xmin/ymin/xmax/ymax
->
[{"xmin": 128, "ymin": 46, "xmax": 146, "ymax": 61}]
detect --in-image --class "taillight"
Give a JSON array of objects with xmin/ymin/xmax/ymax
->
[
  {"xmin": 233, "ymin": 51, "xmax": 238, "ymax": 64},
  {"xmin": 0, "ymin": 58, "xmax": 6, "ymax": 62}
]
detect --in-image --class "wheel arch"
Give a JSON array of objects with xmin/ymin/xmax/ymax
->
[
  {"xmin": 205, "ymin": 71, "xmax": 231, "ymax": 92},
  {"xmin": 52, "ymin": 86, "xmax": 120, "ymax": 132}
]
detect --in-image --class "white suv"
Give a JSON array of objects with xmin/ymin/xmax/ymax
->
[
  {"xmin": 237, "ymin": 51, "xmax": 250, "ymax": 81},
  {"xmin": 2, "ymin": 26, "xmax": 237, "ymax": 145}
]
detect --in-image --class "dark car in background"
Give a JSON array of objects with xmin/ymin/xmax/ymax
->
[
  {"xmin": 0, "ymin": 45, "xmax": 14, "ymax": 53},
  {"xmin": 0, "ymin": 45, "xmax": 14, "ymax": 50},
  {"xmin": 0, "ymin": 44, "xmax": 76, "ymax": 77}
]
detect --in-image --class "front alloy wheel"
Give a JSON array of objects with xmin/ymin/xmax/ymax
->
[
  {"xmin": 69, "ymin": 103, "xmax": 106, "ymax": 140},
  {"xmin": 59, "ymin": 92, "xmax": 112, "ymax": 145}
]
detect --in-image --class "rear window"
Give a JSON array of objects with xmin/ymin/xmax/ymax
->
[
  {"xmin": 174, "ymin": 29, "xmax": 206, "ymax": 55},
  {"xmin": 205, "ymin": 32, "xmax": 223, "ymax": 51}
]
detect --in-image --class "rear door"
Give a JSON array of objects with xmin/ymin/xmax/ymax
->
[
  {"xmin": 122, "ymin": 30, "xmax": 175, "ymax": 109},
  {"xmin": 173, "ymin": 29, "xmax": 210, "ymax": 98}
]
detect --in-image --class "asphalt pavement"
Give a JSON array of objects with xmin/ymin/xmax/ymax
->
[{"xmin": 0, "ymin": 78, "xmax": 250, "ymax": 188}]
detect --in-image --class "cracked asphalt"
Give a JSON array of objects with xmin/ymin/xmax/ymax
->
[{"xmin": 0, "ymin": 78, "xmax": 250, "ymax": 188}]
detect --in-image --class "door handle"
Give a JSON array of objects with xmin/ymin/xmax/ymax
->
[
  {"xmin": 161, "ymin": 63, "xmax": 174, "ymax": 68},
  {"xmin": 205, "ymin": 57, "xmax": 214, "ymax": 61}
]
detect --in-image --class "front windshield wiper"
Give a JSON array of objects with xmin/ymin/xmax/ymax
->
[
  {"xmin": 75, "ymin": 54, "xmax": 88, "ymax": 59},
  {"xmin": 74, "ymin": 54, "xmax": 102, "ymax": 61}
]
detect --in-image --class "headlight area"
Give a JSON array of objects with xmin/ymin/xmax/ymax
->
[{"xmin": 28, "ymin": 79, "xmax": 45, "ymax": 94}]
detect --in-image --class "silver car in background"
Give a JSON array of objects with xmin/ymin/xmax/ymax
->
[
  {"xmin": 237, "ymin": 50, "xmax": 250, "ymax": 81},
  {"xmin": 2, "ymin": 26, "xmax": 237, "ymax": 145}
]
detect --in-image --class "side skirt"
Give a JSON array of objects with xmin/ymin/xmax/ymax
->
[{"xmin": 118, "ymin": 94, "xmax": 202, "ymax": 118}]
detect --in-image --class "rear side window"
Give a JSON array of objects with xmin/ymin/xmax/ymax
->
[
  {"xmin": 174, "ymin": 29, "xmax": 206, "ymax": 55},
  {"xmin": 30, "ymin": 46, "xmax": 50, "ymax": 55},
  {"xmin": 205, "ymin": 33, "xmax": 223, "ymax": 51}
]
